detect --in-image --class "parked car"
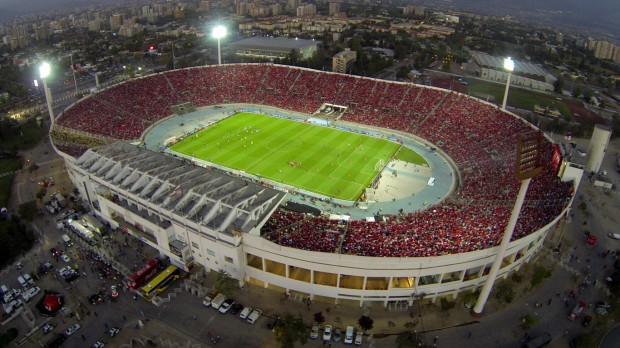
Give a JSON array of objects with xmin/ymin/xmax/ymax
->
[
  {"xmin": 355, "ymin": 331, "xmax": 363, "ymax": 345},
  {"xmin": 344, "ymin": 326, "xmax": 355, "ymax": 344},
  {"xmin": 608, "ymin": 233, "xmax": 620, "ymax": 240},
  {"xmin": 246, "ymin": 309, "xmax": 262, "ymax": 324},
  {"xmin": 21, "ymin": 286, "xmax": 41, "ymax": 302},
  {"xmin": 239, "ymin": 306, "xmax": 252, "ymax": 319},
  {"xmin": 230, "ymin": 303, "xmax": 243, "ymax": 315},
  {"xmin": 42, "ymin": 323, "xmax": 54, "ymax": 334},
  {"xmin": 218, "ymin": 299, "xmax": 235, "ymax": 314},
  {"xmin": 569, "ymin": 301, "xmax": 586, "ymax": 321},
  {"xmin": 323, "ymin": 325, "xmax": 332, "ymax": 341},
  {"xmin": 310, "ymin": 325, "xmax": 319, "ymax": 339},
  {"xmin": 267, "ymin": 316, "xmax": 280, "ymax": 330},
  {"xmin": 107, "ymin": 327, "xmax": 120, "ymax": 337},
  {"xmin": 332, "ymin": 328, "xmax": 342, "ymax": 342},
  {"xmin": 92, "ymin": 341, "xmax": 105, "ymax": 348},
  {"xmin": 60, "ymin": 254, "xmax": 70, "ymax": 263},
  {"xmin": 64, "ymin": 323, "xmax": 80, "ymax": 336}
]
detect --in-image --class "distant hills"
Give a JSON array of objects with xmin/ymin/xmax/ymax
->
[{"xmin": 421, "ymin": 0, "xmax": 620, "ymax": 37}]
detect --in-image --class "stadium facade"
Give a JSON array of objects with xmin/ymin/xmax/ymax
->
[{"xmin": 52, "ymin": 64, "xmax": 579, "ymax": 306}]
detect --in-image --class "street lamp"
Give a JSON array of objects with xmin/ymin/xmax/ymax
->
[
  {"xmin": 501, "ymin": 57, "xmax": 514, "ymax": 110},
  {"xmin": 39, "ymin": 62, "xmax": 55, "ymax": 125},
  {"xmin": 472, "ymin": 132, "xmax": 543, "ymax": 316},
  {"xmin": 212, "ymin": 25, "xmax": 227, "ymax": 66}
]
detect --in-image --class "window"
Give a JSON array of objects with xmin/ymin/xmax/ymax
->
[
  {"xmin": 207, "ymin": 249, "xmax": 216, "ymax": 257},
  {"xmin": 224, "ymin": 256, "xmax": 233, "ymax": 263},
  {"xmin": 191, "ymin": 241, "xmax": 199, "ymax": 249}
]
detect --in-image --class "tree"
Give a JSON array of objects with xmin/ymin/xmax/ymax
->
[
  {"xmin": 286, "ymin": 49, "xmax": 301, "ymax": 65},
  {"xmin": 273, "ymin": 314, "xmax": 308, "ymax": 348},
  {"xmin": 495, "ymin": 281, "xmax": 515, "ymax": 304},
  {"xmin": 313, "ymin": 312, "xmax": 325, "ymax": 325},
  {"xmin": 358, "ymin": 315, "xmax": 374, "ymax": 332},
  {"xmin": 213, "ymin": 270, "xmax": 239, "ymax": 297}
]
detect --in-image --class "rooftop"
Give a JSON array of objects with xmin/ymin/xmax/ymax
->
[
  {"xmin": 471, "ymin": 51, "xmax": 549, "ymax": 77},
  {"xmin": 75, "ymin": 142, "xmax": 285, "ymax": 234},
  {"xmin": 229, "ymin": 36, "xmax": 319, "ymax": 51}
]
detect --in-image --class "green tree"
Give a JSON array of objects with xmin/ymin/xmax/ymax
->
[
  {"xmin": 358, "ymin": 315, "xmax": 374, "ymax": 332},
  {"xmin": 495, "ymin": 281, "xmax": 515, "ymax": 304},
  {"xmin": 213, "ymin": 270, "xmax": 240, "ymax": 297},
  {"xmin": 273, "ymin": 314, "xmax": 308, "ymax": 348},
  {"xmin": 287, "ymin": 49, "xmax": 301, "ymax": 65},
  {"xmin": 520, "ymin": 314, "xmax": 537, "ymax": 330},
  {"xmin": 530, "ymin": 266, "xmax": 551, "ymax": 289}
]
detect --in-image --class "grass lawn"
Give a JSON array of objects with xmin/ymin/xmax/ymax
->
[
  {"xmin": 394, "ymin": 147, "xmax": 429, "ymax": 166},
  {"xmin": 0, "ymin": 158, "xmax": 21, "ymax": 207},
  {"xmin": 468, "ymin": 80, "xmax": 572, "ymax": 118},
  {"xmin": 169, "ymin": 113, "xmax": 403, "ymax": 201}
]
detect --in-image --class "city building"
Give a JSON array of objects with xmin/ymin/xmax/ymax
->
[
  {"xmin": 329, "ymin": 2, "xmax": 340, "ymax": 16},
  {"xmin": 228, "ymin": 36, "xmax": 319, "ymax": 60},
  {"xmin": 332, "ymin": 48, "xmax": 357, "ymax": 73},
  {"xmin": 593, "ymin": 40, "xmax": 615, "ymax": 61},
  {"xmin": 471, "ymin": 51, "xmax": 556, "ymax": 91}
]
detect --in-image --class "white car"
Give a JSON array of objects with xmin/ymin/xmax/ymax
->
[
  {"xmin": 64, "ymin": 323, "xmax": 80, "ymax": 336},
  {"xmin": 246, "ymin": 309, "xmax": 262, "ymax": 324},
  {"xmin": 608, "ymin": 233, "xmax": 620, "ymax": 240},
  {"xmin": 61, "ymin": 254, "xmax": 71, "ymax": 263},
  {"xmin": 21, "ymin": 286, "xmax": 41, "ymax": 302},
  {"xmin": 239, "ymin": 306, "xmax": 252, "ymax": 319},
  {"xmin": 92, "ymin": 342, "xmax": 105, "ymax": 348},
  {"xmin": 218, "ymin": 299, "xmax": 235, "ymax": 314},
  {"xmin": 42, "ymin": 323, "xmax": 54, "ymax": 334},
  {"xmin": 323, "ymin": 325, "xmax": 332, "ymax": 341},
  {"xmin": 310, "ymin": 325, "xmax": 319, "ymax": 339},
  {"xmin": 354, "ymin": 331, "xmax": 363, "ymax": 345}
]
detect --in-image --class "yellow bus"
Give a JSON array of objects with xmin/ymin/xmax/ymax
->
[{"xmin": 140, "ymin": 265, "xmax": 180, "ymax": 300}]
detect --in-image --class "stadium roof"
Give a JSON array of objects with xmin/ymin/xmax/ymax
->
[
  {"xmin": 229, "ymin": 36, "xmax": 319, "ymax": 52},
  {"xmin": 75, "ymin": 142, "xmax": 285, "ymax": 234},
  {"xmin": 471, "ymin": 51, "xmax": 549, "ymax": 77}
]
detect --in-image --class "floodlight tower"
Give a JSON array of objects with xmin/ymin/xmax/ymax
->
[
  {"xmin": 501, "ymin": 57, "xmax": 514, "ymax": 110},
  {"xmin": 472, "ymin": 131, "xmax": 543, "ymax": 316},
  {"xmin": 39, "ymin": 62, "xmax": 55, "ymax": 125},
  {"xmin": 212, "ymin": 25, "xmax": 227, "ymax": 66}
]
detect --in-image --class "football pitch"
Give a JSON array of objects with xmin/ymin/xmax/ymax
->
[{"xmin": 169, "ymin": 113, "xmax": 402, "ymax": 201}]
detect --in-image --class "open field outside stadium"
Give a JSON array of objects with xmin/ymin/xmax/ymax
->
[{"xmin": 169, "ymin": 113, "xmax": 409, "ymax": 201}]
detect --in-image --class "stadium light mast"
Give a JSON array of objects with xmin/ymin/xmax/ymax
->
[
  {"xmin": 472, "ymin": 131, "xmax": 543, "ymax": 316},
  {"xmin": 212, "ymin": 25, "xmax": 227, "ymax": 66},
  {"xmin": 501, "ymin": 57, "xmax": 514, "ymax": 110},
  {"xmin": 39, "ymin": 62, "xmax": 55, "ymax": 126}
]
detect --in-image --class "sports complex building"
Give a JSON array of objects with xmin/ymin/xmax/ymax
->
[{"xmin": 50, "ymin": 64, "xmax": 580, "ymax": 307}]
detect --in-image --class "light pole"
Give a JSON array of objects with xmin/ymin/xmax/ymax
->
[
  {"xmin": 472, "ymin": 132, "xmax": 543, "ymax": 316},
  {"xmin": 212, "ymin": 25, "xmax": 227, "ymax": 66},
  {"xmin": 39, "ymin": 62, "xmax": 55, "ymax": 125},
  {"xmin": 501, "ymin": 57, "xmax": 514, "ymax": 110}
]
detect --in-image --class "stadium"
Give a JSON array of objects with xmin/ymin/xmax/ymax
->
[{"xmin": 50, "ymin": 64, "xmax": 577, "ymax": 306}]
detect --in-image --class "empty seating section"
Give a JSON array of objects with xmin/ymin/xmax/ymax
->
[{"xmin": 54, "ymin": 64, "xmax": 572, "ymax": 257}]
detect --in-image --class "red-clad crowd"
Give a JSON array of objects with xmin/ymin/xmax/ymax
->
[{"xmin": 54, "ymin": 64, "xmax": 573, "ymax": 257}]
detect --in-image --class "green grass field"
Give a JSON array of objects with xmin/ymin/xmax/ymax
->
[
  {"xmin": 468, "ymin": 80, "xmax": 572, "ymax": 117},
  {"xmin": 169, "ymin": 113, "xmax": 403, "ymax": 201}
]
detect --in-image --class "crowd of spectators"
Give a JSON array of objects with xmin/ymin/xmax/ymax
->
[{"xmin": 52, "ymin": 64, "xmax": 573, "ymax": 258}]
